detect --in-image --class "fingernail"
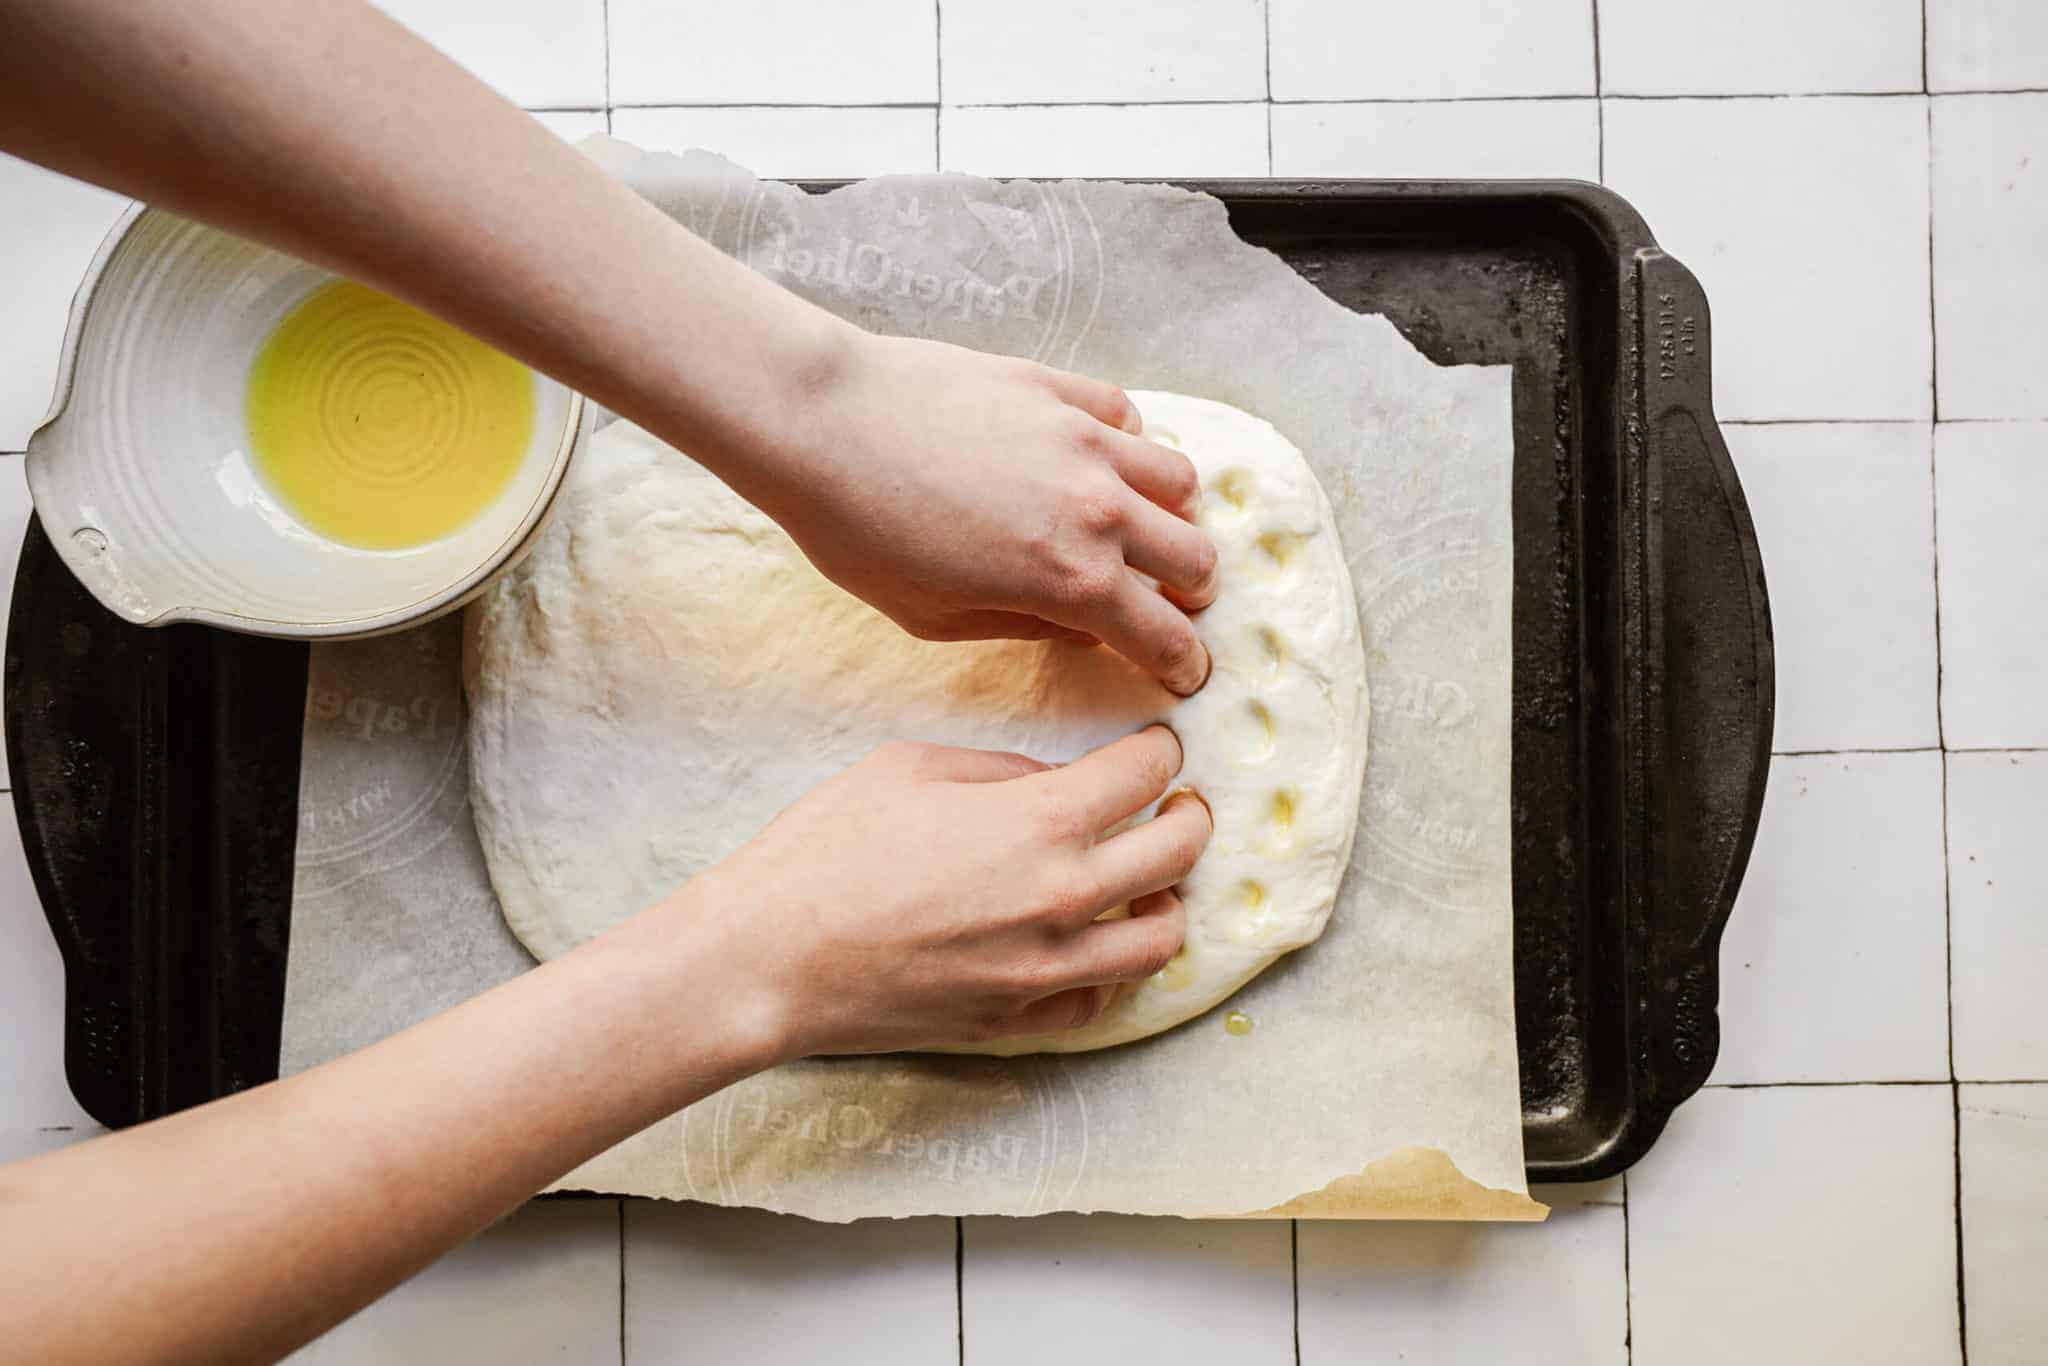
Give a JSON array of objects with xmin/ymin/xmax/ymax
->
[
  {"xmin": 1161, "ymin": 787, "xmax": 1211, "ymax": 819},
  {"xmin": 1143, "ymin": 722, "xmax": 1185, "ymax": 766},
  {"xmin": 1170, "ymin": 644, "xmax": 1213, "ymax": 697}
]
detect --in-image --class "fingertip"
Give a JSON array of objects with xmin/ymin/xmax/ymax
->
[
  {"xmin": 1159, "ymin": 565, "xmax": 1220, "ymax": 614},
  {"xmin": 1160, "ymin": 785, "xmax": 1211, "ymax": 827},
  {"xmin": 1140, "ymin": 722, "xmax": 1186, "ymax": 775},
  {"xmin": 1163, "ymin": 638, "xmax": 1213, "ymax": 698}
]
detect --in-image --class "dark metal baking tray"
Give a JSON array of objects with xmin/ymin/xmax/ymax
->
[{"xmin": 5, "ymin": 179, "xmax": 1772, "ymax": 1184}]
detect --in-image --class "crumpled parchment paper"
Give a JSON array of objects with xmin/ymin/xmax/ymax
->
[{"xmin": 279, "ymin": 140, "xmax": 1538, "ymax": 1221}]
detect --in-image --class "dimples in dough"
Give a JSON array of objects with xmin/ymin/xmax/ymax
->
[{"xmin": 464, "ymin": 391, "xmax": 1368, "ymax": 1053}]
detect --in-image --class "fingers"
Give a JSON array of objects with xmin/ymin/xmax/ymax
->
[
  {"xmin": 1006, "ymin": 985, "xmax": 1120, "ymax": 1036},
  {"xmin": 1034, "ymin": 724, "xmax": 1184, "ymax": 830},
  {"xmin": 1106, "ymin": 429, "xmax": 1201, "ymax": 517},
  {"xmin": 1086, "ymin": 791, "xmax": 1212, "ymax": 905},
  {"xmin": 1080, "ymin": 573, "xmax": 1212, "ymax": 696},
  {"xmin": 903, "ymin": 743, "xmax": 1052, "ymax": 784},
  {"xmin": 1122, "ymin": 502, "xmax": 1220, "ymax": 611},
  {"xmin": 997, "ymin": 891, "xmax": 1189, "ymax": 1034},
  {"xmin": 1042, "ymin": 368, "xmax": 1142, "ymax": 434},
  {"xmin": 1047, "ymin": 889, "xmax": 1192, "ymax": 991}
]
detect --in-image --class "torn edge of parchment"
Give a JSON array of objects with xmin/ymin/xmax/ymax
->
[{"xmin": 549, "ymin": 1145, "xmax": 1547, "ymax": 1223}]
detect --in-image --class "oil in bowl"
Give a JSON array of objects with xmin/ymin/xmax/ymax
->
[{"xmin": 245, "ymin": 281, "xmax": 535, "ymax": 550}]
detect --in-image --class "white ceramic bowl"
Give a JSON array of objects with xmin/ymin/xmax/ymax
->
[{"xmin": 25, "ymin": 206, "xmax": 584, "ymax": 637}]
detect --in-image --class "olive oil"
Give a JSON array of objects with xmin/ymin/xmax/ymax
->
[{"xmin": 246, "ymin": 281, "xmax": 534, "ymax": 550}]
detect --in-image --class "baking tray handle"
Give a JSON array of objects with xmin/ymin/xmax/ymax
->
[{"xmin": 1636, "ymin": 249, "xmax": 1775, "ymax": 1105}]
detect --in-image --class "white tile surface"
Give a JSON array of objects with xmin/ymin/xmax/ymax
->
[
  {"xmin": 1628, "ymin": 1086, "xmax": 1962, "ymax": 1366},
  {"xmin": 941, "ymin": 0, "xmax": 1267, "ymax": 105},
  {"xmin": 292, "ymin": 1199, "xmax": 621, "ymax": 1364},
  {"xmin": 941, "ymin": 103, "xmax": 1269, "ymax": 177},
  {"xmin": 1933, "ymin": 94, "xmax": 2048, "ymax": 419},
  {"xmin": 0, "ymin": 814, "xmax": 92, "ymax": 1131},
  {"xmin": 1270, "ymin": 99, "xmax": 1600, "ymax": 180},
  {"xmin": 1929, "ymin": 0, "xmax": 2048, "ymax": 92},
  {"xmin": 624, "ymin": 1202, "xmax": 955, "ymax": 1365},
  {"xmin": 1934, "ymin": 422, "xmax": 2048, "ymax": 748},
  {"xmin": 1726, "ymin": 423, "xmax": 1938, "ymax": 751},
  {"xmin": 962, "ymin": 1215, "xmax": 1291, "ymax": 1366},
  {"xmin": 609, "ymin": 0, "xmax": 937, "ymax": 107},
  {"xmin": 1297, "ymin": 1186, "xmax": 1627, "ymax": 1365},
  {"xmin": 1712, "ymin": 753, "xmax": 1950, "ymax": 1084},
  {"xmin": 1603, "ymin": 96, "xmax": 1931, "ymax": 422},
  {"xmin": 0, "ymin": 155, "xmax": 130, "ymax": 453},
  {"xmin": 374, "ymin": 0, "xmax": 606, "ymax": 108},
  {"xmin": 529, "ymin": 109, "xmax": 609, "ymax": 142},
  {"xmin": 1959, "ymin": 1083, "xmax": 2048, "ymax": 1365},
  {"xmin": 610, "ymin": 106, "xmax": 937, "ymax": 178},
  {"xmin": 1599, "ymin": 0, "xmax": 1923, "ymax": 95},
  {"xmin": 1947, "ymin": 751, "xmax": 2048, "ymax": 1080},
  {"xmin": 1269, "ymin": 0, "xmax": 1596, "ymax": 100}
]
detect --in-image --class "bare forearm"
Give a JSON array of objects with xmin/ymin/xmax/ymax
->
[
  {"xmin": 0, "ymin": 886, "xmax": 776, "ymax": 1366},
  {"xmin": 0, "ymin": 0, "xmax": 853, "ymax": 509}
]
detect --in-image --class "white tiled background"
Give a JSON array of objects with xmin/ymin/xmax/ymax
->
[{"xmin": 3, "ymin": 1, "xmax": 2045, "ymax": 1362}]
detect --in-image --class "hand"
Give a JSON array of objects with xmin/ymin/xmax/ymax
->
[
  {"xmin": 762, "ymin": 333, "xmax": 1219, "ymax": 695},
  {"xmin": 678, "ymin": 725, "xmax": 1212, "ymax": 1057}
]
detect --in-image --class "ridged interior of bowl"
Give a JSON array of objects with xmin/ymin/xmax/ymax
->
[{"xmin": 25, "ymin": 211, "xmax": 578, "ymax": 631}]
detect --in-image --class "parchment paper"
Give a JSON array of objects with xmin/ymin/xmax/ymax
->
[{"xmin": 280, "ymin": 140, "xmax": 1537, "ymax": 1221}]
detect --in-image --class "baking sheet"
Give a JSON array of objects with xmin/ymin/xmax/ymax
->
[{"xmin": 279, "ymin": 141, "xmax": 1536, "ymax": 1220}]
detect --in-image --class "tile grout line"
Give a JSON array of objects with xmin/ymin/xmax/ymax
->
[
  {"xmin": 1721, "ymin": 417, "xmax": 1930, "ymax": 427},
  {"xmin": 1927, "ymin": 95, "xmax": 1941, "ymax": 423},
  {"xmin": 1955, "ymin": 1078, "xmax": 1970, "ymax": 1365},
  {"xmin": 954, "ymin": 1216, "xmax": 965, "ymax": 1366},
  {"xmin": 928, "ymin": 89, "xmax": 1976, "ymax": 108},
  {"xmin": 1621, "ymin": 1173, "xmax": 1634, "ymax": 1364},
  {"xmin": 1938, "ymin": 679, "xmax": 1969, "ymax": 1365},
  {"xmin": 1707, "ymin": 1079, "xmax": 1956, "ymax": 1089},
  {"xmin": 599, "ymin": 0, "xmax": 612, "ymax": 134},
  {"xmin": 610, "ymin": 100, "xmax": 945, "ymax": 111},
  {"xmin": 616, "ymin": 1200, "xmax": 627, "ymax": 1366},
  {"xmin": 1921, "ymin": 0, "xmax": 1931, "ymax": 94},
  {"xmin": 933, "ymin": 0, "xmax": 943, "ymax": 171},
  {"xmin": 1589, "ymin": 0, "xmax": 1603, "ymax": 96},
  {"xmin": 1931, "ymin": 358, "xmax": 1960, "ymax": 1366},
  {"xmin": 1263, "ymin": 0, "xmax": 1274, "ymax": 175},
  {"xmin": 1933, "ymin": 84, "xmax": 2048, "ymax": 96},
  {"xmin": 1290, "ymin": 1218, "xmax": 1301, "ymax": 1366},
  {"xmin": 1600, "ymin": 88, "xmax": 1931, "ymax": 102}
]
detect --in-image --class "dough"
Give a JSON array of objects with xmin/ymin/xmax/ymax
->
[{"xmin": 464, "ymin": 391, "xmax": 1368, "ymax": 1052}]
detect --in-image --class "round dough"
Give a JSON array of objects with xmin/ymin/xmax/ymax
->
[{"xmin": 464, "ymin": 391, "xmax": 1368, "ymax": 1052}]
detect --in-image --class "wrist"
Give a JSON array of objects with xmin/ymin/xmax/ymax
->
[
  {"xmin": 623, "ymin": 872, "xmax": 806, "ymax": 1074},
  {"xmin": 684, "ymin": 305, "xmax": 871, "ymax": 522}
]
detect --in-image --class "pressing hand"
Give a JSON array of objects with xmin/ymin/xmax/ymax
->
[
  {"xmin": 757, "ymin": 335, "xmax": 1220, "ymax": 696},
  {"xmin": 674, "ymin": 724, "xmax": 1213, "ymax": 1056}
]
